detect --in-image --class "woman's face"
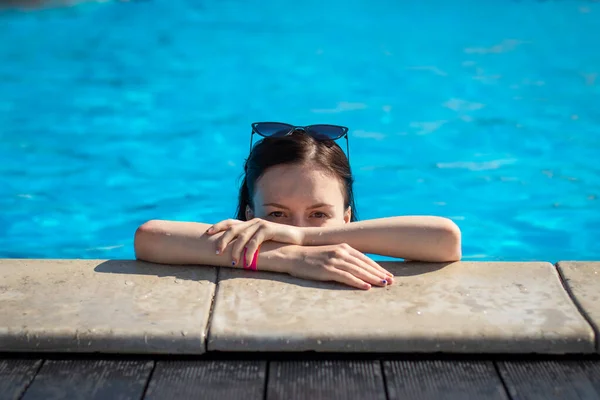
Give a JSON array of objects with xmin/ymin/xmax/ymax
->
[{"xmin": 247, "ymin": 163, "xmax": 351, "ymax": 227}]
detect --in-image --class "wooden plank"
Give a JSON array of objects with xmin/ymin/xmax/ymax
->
[
  {"xmin": 383, "ymin": 360, "xmax": 508, "ymax": 400},
  {"xmin": 497, "ymin": 360, "xmax": 600, "ymax": 399},
  {"xmin": 580, "ymin": 360, "xmax": 600, "ymax": 394},
  {"xmin": 145, "ymin": 360, "xmax": 266, "ymax": 399},
  {"xmin": 267, "ymin": 360, "xmax": 386, "ymax": 400},
  {"xmin": 21, "ymin": 359, "xmax": 153, "ymax": 400},
  {"xmin": 0, "ymin": 359, "xmax": 42, "ymax": 400}
]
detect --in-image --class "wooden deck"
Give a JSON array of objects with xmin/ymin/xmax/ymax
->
[{"xmin": 2, "ymin": 354, "xmax": 600, "ymax": 400}]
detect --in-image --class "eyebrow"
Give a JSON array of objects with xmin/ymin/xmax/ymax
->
[{"xmin": 263, "ymin": 202, "xmax": 335, "ymax": 210}]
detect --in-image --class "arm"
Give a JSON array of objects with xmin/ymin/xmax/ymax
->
[
  {"xmin": 301, "ymin": 216, "xmax": 461, "ymax": 262},
  {"xmin": 134, "ymin": 220, "xmax": 287, "ymax": 273}
]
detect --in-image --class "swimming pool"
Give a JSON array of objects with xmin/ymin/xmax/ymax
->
[{"xmin": 1, "ymin": 0, "xmax": 598, "ymax": 262}]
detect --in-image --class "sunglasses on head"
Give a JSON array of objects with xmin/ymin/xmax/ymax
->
[{"xmin": 250, "ymin": 122, "xmax": 350, "ymax": 161}]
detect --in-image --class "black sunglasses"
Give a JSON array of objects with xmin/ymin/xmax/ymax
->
[{"xmin": 250, "ymin": 122, "xmax": 350, "ymax": 161}]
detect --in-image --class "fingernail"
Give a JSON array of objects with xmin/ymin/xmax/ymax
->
[
  {"xmin": 207, "ymin": 227, "xmax": 213, "ymax": 233},
  {"xmin": 382, "ymin": 279, "xmax": 388, "ymax": 285},
  {"xmin": 365, "ymin": 284, "xmax": 372, "ymax": 290},
  {"xmin": 216, "ymin": 249, "xmax": 220, "ymax": 255},
  {"xmin": 232, "ymin": 260, "xmax": 236, "ymax": 266}
]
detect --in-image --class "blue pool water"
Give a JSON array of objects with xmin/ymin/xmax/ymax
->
[{"xmin": 1, "ymin": 0, "xmax": 599, "ymax": 262}]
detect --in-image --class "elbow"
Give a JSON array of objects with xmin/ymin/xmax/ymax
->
[
  {"xmin": 134, "ymin": 220, "xmax": 164, "ymax": 262},
  {"xmin": 431, "ymin": 218, "xmax": 462, "ymax": 262}
]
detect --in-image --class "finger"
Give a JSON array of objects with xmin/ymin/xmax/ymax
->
[
  {"xmin": 242, "ymin": 229, "xmax": 267, "ymax": 268},
  {"xmin": 330, "ymin": 269, "xmax": 372, "ymax": 290},
  {"xmin": 207, "ymin": 219, "xmax": 243, "ymax": 235},
  {"xmin": 230, "ymin": 224, "xmax": 262, "ymax": 266},
  {"xmin": 347, "ymin": 248, "xmax": 394, "ymax": 282},
  {"xmin": 334, "ymin": 259, "xmax": 388, "ymax": 287},
  {"xmin": 340, "ymin": 251, "xmax": 390, "ymax": 285},
  {"xmin": 215, "ymin": 220, "xmax": 258, "ymax": 257},
  {"xmin": 214, "ymin": 224, "xmax": 242, "ymax": 255},
  {"xmin": 354, "ymin": 252, "xmax": 393, "ymax": 279}
]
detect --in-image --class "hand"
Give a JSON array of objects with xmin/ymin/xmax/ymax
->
[
  {"xmin": 282, "ymin": 243, "xmax": 394, "ymax": 290},
  {"xmin": 206, "ymin": 218, "xmax": 304, "ymax": 267}
]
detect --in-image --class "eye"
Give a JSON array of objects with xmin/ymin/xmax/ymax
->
[
  {"xmin": 310, "ymin": 211, "xmax": 329, "ymax": 219},
  {"xmin": 268, "ymin": 211, "xmax": 286, "ymax": 218}
]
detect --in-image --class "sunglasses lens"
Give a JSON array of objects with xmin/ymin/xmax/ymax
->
[
  {"xmin": 306, "ymin": 125, "xmax": 346, "ymax": 140},
  {"xmin": 254, "ymin": 123, "xmax": 293, "ymax": 137}
]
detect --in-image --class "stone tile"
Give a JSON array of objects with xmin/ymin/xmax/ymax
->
[
  {"xmin": 208, "ymin": 262, "xmax": 595, "ymax": 353},
  {"xmin": 557, "ymin": 261, "xmax": 600, "ymax": 353},
  {"xmin": 0, "ymin": 259, "xmax": 216, "ymax": 354}
]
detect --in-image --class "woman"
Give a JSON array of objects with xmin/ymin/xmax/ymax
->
[{"xmin": 134, "ymin": 122, "xmax": 461, "ymax": 290}]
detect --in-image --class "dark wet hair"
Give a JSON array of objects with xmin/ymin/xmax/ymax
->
[{"xmin": 235, "ymin": 131, "xmax": 357, "ymax": 222}]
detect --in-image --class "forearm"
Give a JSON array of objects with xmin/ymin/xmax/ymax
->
[
  {"xmin": 134, "ymin": 220, "xmax": 290, "ymax": 273},
  {"xmin": 302, "ymin": 216, "xmax": 461, "ymax": 262}
]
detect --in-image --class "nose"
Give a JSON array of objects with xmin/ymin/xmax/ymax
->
[{"xmin": 291, "ymin": 215, "xmax": 308, "ymax": 228}]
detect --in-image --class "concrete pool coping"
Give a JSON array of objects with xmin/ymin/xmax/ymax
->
[{"xmin": 0, "ymin": 259, "xmax": 598, "ymax": 355}]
